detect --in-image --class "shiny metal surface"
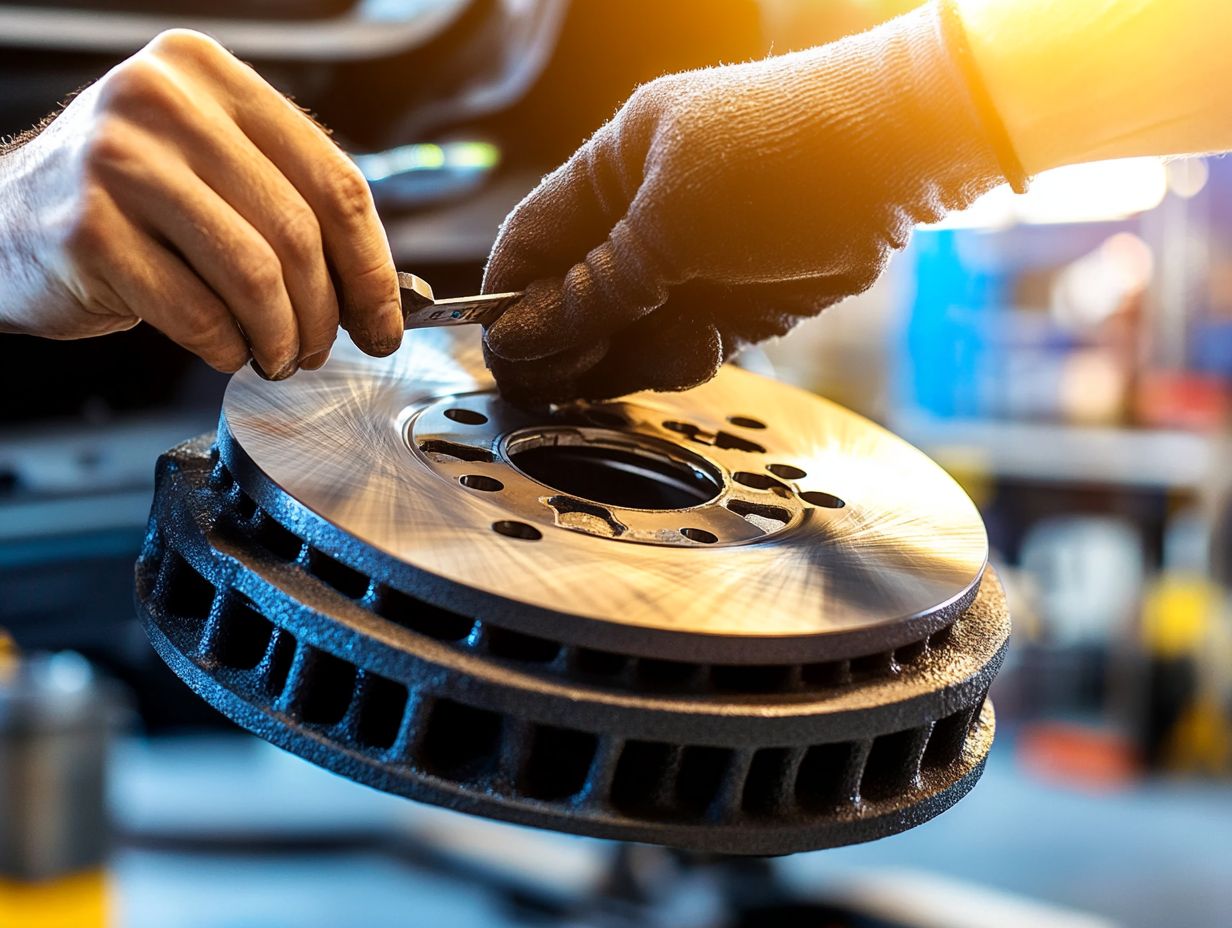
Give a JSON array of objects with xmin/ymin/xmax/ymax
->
[
  {"xmin": 219, "ymin": 329, "xmax": 987, "ymax": 660},
  {"xmin": 0, "ymin": 653, "xmax": 116, "ymax": 880},
  {"xmin": 398, "ymin": 272, "xmax": 522, "ymax": 329}
]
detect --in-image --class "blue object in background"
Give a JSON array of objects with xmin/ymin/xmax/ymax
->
[
  {"xmin": 1190, "ymin": 321, "xmax": 1232, "ymax": 377},
  {"xmin": 899, "ymin": 228, "xmax": 1009, "ymax": 420},
  {"xmin": 899, "ymin": 218, "xmax": 1139, "ymax": 423}
]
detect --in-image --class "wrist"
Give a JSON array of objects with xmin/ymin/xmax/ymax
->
[
  {"xmin": 955, "ymin": 0, "xmax": 1121, "ymax": 172},
  {"xmin": 0, "ymin": 142, "xmax": 66, "ymax": 336},
  {"xmin": 0, "ymin": 149, "xmax": 29, "ymax": 333},
  {"xmin": 956, "ymin": 0, "xmax": 1232, "ymax": 172},
  {"xmin": 828, "ymin": 2, "xmax": 1013, "ymax": 212}
]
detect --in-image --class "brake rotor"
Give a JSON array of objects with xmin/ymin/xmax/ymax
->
[{"xmin": 135, "ymin": 330, "xmax": 1009, "ymax": 856}]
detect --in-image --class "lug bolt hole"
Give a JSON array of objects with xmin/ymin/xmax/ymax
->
[
  {"xmin": 680, "ymin": 527, "xmax": 718, "ymax": 544},
  {"xmin": 733, "ymin": 471, "xmax": 791, "ymax": 494},
  {"xmin": 461, "ymin": 474, "xmax": 503, "ymax": 492},
  {"xmin": 492, "ymin": 520, "xmax": 542, "ymax": 540},
  {"xmin": 728, "ymin": 415, "xmax": 766, "ymax": 430},
  {"xmin": 445, "ymin": 408, "xmax": 488, "ymax": 425},
  {"xmin": 767, "ymin": 463, "xmax": 807, "ymax": 480},
  {"xmin": 800, "ymin": 490, "xmax": 844, "ymax": 509}
]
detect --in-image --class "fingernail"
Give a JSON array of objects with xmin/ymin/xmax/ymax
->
[
  {"xmin": 370, "ymin": 332, "xmax": 404, "ymax": 357},
  {"xmin": 300, "ymin": 348, "xmax": 330, "ymax": 370},
  {"xmin": 271, "ymin": 360, "xmax": 298, "ymax": 381},
  {"xmin": 250, "ymin": 358, "xmax": 298, "ymax": 381}
]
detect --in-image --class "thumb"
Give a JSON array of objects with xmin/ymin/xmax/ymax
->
[
  {"xmin": 485, "ymin": 216, "xmax": 672, "ymax": 363},
  {"xmin": 485, "ymin": 338, "xmax": 612, "ymax": 407},
  {"xmin": 573, "ymin": 309, "xmax": 724, "ymax": 400}
]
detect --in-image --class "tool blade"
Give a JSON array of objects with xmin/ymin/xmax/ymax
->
[{"xmin": 399, "ymin": 271, "xmax": 521, "ymax": 330}]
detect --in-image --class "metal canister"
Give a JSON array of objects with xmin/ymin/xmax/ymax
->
[{"xmin": 0, "ymin": 643, "xmax": 118, "ymax": 927}]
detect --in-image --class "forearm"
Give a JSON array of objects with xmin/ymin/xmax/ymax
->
[{"xmin": 956, "ymin": 0, "xmax": 1232, "ymax": 173}]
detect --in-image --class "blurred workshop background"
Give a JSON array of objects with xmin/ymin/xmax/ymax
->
[{"xmin": 2, "ymin": 1, "xmax": 1231, "ymax": 927}]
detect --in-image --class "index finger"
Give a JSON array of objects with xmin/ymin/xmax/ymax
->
[
  {"xmin": 154, "ymin": 33, "xmax": 403, "ymax": 356},
  {"xmin": 483, "ymin": 106, "xmax": 648, "ymax": 295}
]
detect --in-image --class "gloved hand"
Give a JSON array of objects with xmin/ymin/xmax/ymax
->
[
  {"xmin": 483, "ymin": 0, "xmax": 1018, "ymax": 403},
  {"xmin": 0, "ymin": 30, "xmax": 403, "ymax": 379}
]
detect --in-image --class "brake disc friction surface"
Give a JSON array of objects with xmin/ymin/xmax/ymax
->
[
  {"xmin": 135, "ymin": 330, "xmax": 1008, "ymax": 855},
  {"xmin": 219, "ymin": 331, "xmax": 988, "ymax": 662}
]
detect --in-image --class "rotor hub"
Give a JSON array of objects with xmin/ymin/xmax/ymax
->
[{"xmin": 410, "ymin": 392, "xmax": 841, "ymax": 548}]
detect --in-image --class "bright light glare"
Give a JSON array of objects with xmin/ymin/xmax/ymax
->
[
  {"xmin": 934, "ymin": 157, "xmax": 1168, "ymax": 230},
  {"xmin": 1052, "ymin": 232, "xmax": 1153, "ymax": 330},
  {"xmin": 1060, "ymin": 350, "xmax": 1124, "ymax": 425},
  {"xmin": 354, "ymin": 141, "xmax": 500, "ymax": 183},
  {"xmin": 1166, "ymin": 157, "xmax": 1209, "ymax": 199}
]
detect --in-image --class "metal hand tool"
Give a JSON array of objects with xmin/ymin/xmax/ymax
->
[{"xmin": 399, "ymin": 272, "xmax": 522, "ymax": 330}]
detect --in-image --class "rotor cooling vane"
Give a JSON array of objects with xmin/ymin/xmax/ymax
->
[{"xmin": 135, "ymin": 330, "xmax": 1009, "ymax": 856}]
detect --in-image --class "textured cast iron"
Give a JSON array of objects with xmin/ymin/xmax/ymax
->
[{"xmin": 135, "ymin": 436, "xmax": 1009, "ymax": 856}]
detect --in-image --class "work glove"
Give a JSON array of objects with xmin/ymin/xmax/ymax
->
[{"xmin": 482, "ymin": 0, "xmax": 1023, "ymax": 403}]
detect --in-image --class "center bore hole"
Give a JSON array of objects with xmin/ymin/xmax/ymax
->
[{"xmin": 508, "ymin": 431, "xmax": 722, "ymax": 511}]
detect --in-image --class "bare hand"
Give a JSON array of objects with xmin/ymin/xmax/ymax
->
[{"xmin": 0, "ymin": 29, "xmax": 403, "ymax": 378}]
